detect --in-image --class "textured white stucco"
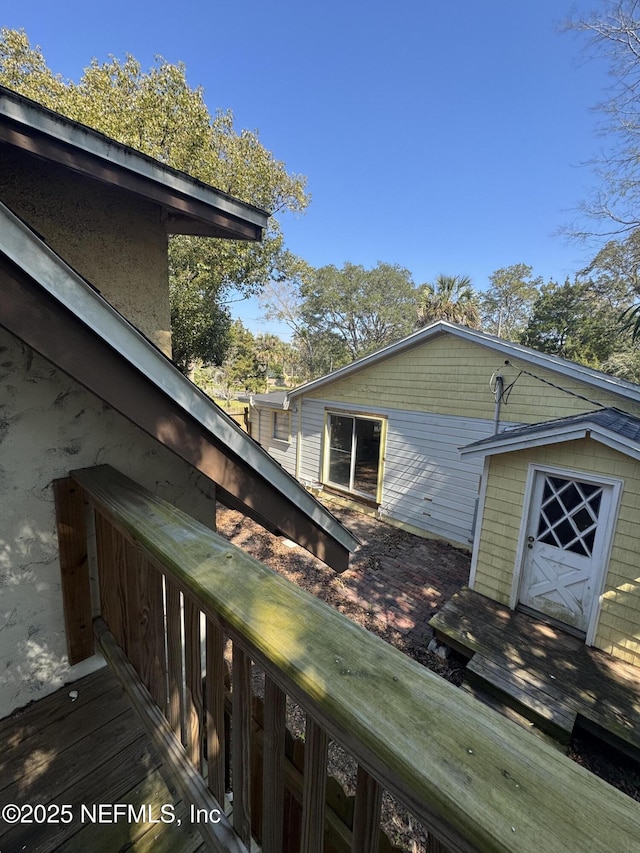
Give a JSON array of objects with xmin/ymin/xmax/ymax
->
[
  {"xmin": 0, "ymin": 144, "xmax": 172, "ymax": 355},
  {"xmin": 0, "ymin": 329, "xmax": 218, "ymax": 719}
]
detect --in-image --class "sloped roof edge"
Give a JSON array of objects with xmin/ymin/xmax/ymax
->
[
  {"xmin": 0, "ymin": 201, "xmax": 358, "ymax": 559},
  {"xmin": 0, "ymin": 85, "xmax": 269, "ymax": 232},
  {"xmin": 287, "ymin": 322, "xmax": 640, "ymax": 406},
  {"xmin": 459, "ymin": 408, "xmax": 640, "ymax": 462}
]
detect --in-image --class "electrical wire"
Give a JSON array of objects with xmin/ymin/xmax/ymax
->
[{"xmin": 503, "ymin": 360, "xmax": 606, "ymax": 409}]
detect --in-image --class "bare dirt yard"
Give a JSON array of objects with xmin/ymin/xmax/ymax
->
[{"xmin": 216, "ymin": 499, "xmax": 640, "ymax": 850}]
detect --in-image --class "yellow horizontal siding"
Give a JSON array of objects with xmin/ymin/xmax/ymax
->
[
  {"xmin": 475, "ymin": 438, "xmax": 640, "ymax": 666},
  {"xmin": 474, "ymin": 454, "xmax": 528, "ymax": 602},
  {"xmin": 306, "ymin": 335, "xmax": 640, "ymax": 423}
]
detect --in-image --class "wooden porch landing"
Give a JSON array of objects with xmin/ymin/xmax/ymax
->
[
  {"xmin": 430, "ymin": 587, "xmax": 640, "ymax": 753},
  {"xmin": 0, "ymin": 667, "xmax": 207, "ymax": 852}
]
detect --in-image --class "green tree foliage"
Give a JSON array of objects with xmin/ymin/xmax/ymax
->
[
  {"xmin": 519, "ymin": 278, "xmax": 625, "ymax": 366},
  {"xmin": 416, "ymin": 275, "xmax": 480, "ymax": 328},
  {"xmin": 0, "ymin": 28, "xmax": 309, "ymax": 372},
  {"xmin": 299, "ymin": 262, "xmax": 418, "ymax": 365},
  {"xmin": 577, "ymin": 229, "xmax": 640, "ymax": 350},
  {"xmin": 216, "ymin": 321, "xmax": 266, "ymax": 396},
  {"xmin": 263, "ymin": 261, "xmax": 418, "ymax": 378},
  {"xmin": 480, "ymin": 264, "xmax": 541, "ymax": 339}
]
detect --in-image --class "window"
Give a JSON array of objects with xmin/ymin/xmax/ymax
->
[
  {"xmin": 325, "ymin": 412, "xmax": 383, "ymax": 500},
  {"xmin": 273, "ymin": 411, "xmax": 290, "ymax": 442}
]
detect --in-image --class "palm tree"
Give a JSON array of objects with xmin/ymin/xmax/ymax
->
[{"xmin": 416, "ymin": 274, "xmax": 480, "ymax": 328}]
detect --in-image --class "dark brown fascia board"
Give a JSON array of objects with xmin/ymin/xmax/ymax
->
[
  {"xmin": 0, "ymin": 92, "xmax": 267, "ymax": 241},
  {"xmin": 0, "ymin": 255, "xmax": 350, "ymax": 572}
]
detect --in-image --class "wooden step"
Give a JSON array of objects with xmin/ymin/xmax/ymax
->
[
  {"xmin": 465, "ymin": 652, "xmax": 577, "ymax": 744},
  {"xmin": 461, "ymin": 680, "xmax": 568, "ymax": 752}
]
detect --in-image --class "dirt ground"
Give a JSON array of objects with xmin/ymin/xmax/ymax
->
[
  {"xmin": 217, "ymin": 501, "xmax": 470, "ymax": 679},
  {"xmin": 216, "ymin": 499, "xmax": 640, "ymax": 849}
]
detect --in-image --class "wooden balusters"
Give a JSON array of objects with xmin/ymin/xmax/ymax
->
[
  {"xmin": 301, "ymin": 716, "xmax": 329, "ymax": 853},
  {"xmin": 184, "ymin": 595, "xmax": 203, "ymax": 770},
  {"xmin": 352, "ymin": 765, "xmax": 383, "ymax": 853},
  {"xmin": 232, "ymin": 644, "xmax": 252, "ymax": 844},
  {"xmin": 206, "ymin": 616, "xmax": 226, "ymax": 802},
  {"xmin": 165, "ymin": 578, "xmax": 185, "ymax": 743},
  {"xmin": 262, "ymin": 676, "xmax": 286, "ymax": 852}
]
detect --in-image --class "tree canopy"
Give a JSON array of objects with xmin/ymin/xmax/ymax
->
[
  {"xmin": 416, "ymin": 275, "xmax": 480, "ymax": 328},
  {"xmin": 0, "ymin": 28, "xmax": 309, "ymax": 372},
  {"xmin": 566, "ymin": 1, "xmax": 640, "ymax": 237},
  {"xmin": 479, "ymin": 264, "xmax": 541, "ymax": 339}
]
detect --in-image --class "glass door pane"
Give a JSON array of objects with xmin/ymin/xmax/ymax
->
[
  {"xmin": 353, "ymin": 418, "xmax": 381, "ymax": 497},
  {"xmin": 328, "ymin": 415, "xmax": 353, "ymax": 489}
]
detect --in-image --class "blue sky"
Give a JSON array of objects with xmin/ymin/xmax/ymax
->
[{"xmin": 4, "ymin": 1, "xmax": 612, "ymax": 339}]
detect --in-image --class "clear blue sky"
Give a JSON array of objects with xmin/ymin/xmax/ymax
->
[{"xmin": 4, "ymin": 1, "xmax": 611, "ymax": 339}]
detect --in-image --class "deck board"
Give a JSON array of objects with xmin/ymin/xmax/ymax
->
[
  {"xmin": 431, "ymin": 587, "xmax": 640, "ymax": 753},
  {"xmin": 0, "ymin": 668, "xmax": 206, "ymax": 852}
]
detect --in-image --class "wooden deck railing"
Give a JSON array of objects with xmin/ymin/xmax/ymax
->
[{"xmin": 56, "ymin": 465, "xmax": 640, "ymax": 853}]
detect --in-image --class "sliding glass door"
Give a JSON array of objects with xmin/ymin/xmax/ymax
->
[{"xmin": 326, "ymin": 413, "xmax": 383, "ymax": 500}]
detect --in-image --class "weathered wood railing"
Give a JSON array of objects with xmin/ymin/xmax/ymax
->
[{"xmin": 56, "ymin": 465, "xmax": 640, "ymax": 853}]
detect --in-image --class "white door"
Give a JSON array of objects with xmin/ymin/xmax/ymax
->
[{"xmin": 519, "ymin": 471, "xmax": 611, "ymax": 633}]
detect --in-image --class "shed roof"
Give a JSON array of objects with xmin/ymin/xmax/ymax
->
[
  {"xmin": 287, "ymin": 322, "xmax": 640, "ymax": 407},
  {"xmin": 459, "ymin": 407, "xmax": 640, "ymax": 462},
  {"xmin": 0, "ymin": 85, "xmax": 268, "ymax": 240},
  {"xmin": 240, "ymin": 391, "xmax": 289, "ymax": 409}
]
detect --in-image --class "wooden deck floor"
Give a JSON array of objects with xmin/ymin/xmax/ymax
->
[
  {"xmin": 0, "ymin": 667, "xmax": 207, "ymax": 852},
  {"xmin": 430, "ymin": 587, "xmax": 640, "ymax": 753}
]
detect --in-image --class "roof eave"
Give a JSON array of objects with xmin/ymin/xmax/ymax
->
[
  {"xmin": 0, "ymin": 86, "xmax": 269, "ymax": 240},
  {"xmin": 460, "ymin": 422, "xmax": 640, "ymax": 462},
  {"xmin": 288, "ymin": 321, "xmax": 640, "ymax": 406}
]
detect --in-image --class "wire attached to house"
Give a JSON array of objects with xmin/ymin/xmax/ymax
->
[
  {"xmin": 490, "ymin": 369, "xmax": 522, "ymax": 404},
  {"xmin": 503, "ymin": 360, "xmax": 607, "ymax": 409}
]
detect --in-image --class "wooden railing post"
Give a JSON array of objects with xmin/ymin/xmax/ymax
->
[{"xmin": 53, "ymin": 478, "xmax": 93, "ymax": 665}]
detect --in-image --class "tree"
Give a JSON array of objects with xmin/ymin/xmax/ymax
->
[
  {"xmin": 565, "ymin": 2, "xmax": 640, "ymax": 237},
  {"xmin": 298, "ymin": 262, "xmax": 418, "ymax": 364},
  {"xmin": 215, "ymin": 321, "xmax": 266, "ymax": 397},
  {"xmin": 480, "ymin": 264, "xmax": 541, "ymax": 339},
  {"xmin": 416, "ymin": 275, "xmax": 480, "ymax": 328},
  {"xmin": 519, "ymin": 278, "xmax": 623, "ymax": 365},
  {"xmin": 0, "ymin": 28, "xmax": 309, "ymax": 371}
]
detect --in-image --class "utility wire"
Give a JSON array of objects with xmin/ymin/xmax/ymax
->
[{"xmin": 502, "ymin": 360, "xmax": 607, "ymax": 409}]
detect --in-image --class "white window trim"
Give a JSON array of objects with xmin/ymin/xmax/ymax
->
[{"xmin": 272, "ymin": 410, "xmax": 291, "ymax": 443}]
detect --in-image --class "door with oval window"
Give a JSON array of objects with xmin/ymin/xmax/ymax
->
[{"xmin": 519, "ymin": 471, "xmax": 613, "ymax": 634}]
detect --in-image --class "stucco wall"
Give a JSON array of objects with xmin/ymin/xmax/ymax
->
[
  {"xmin": 0, "ymin": 143, "xmax": 171, "ymax": 355},
  {"xmin": 305, "ymin": 334, "xmax": 640, "ymax": 423},
  {"xmin": 0, "ymin": 329, "xmax": 219, "ymax": 719},
  {"xmin": 473, "ymin": 440, "xmax": 640, "ymax": 666}
]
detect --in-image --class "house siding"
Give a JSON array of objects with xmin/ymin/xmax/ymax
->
[
  {"xmin": 255, "ymin": 408, "xmax": 296, "ymax": 475},
  {"xmin": 0, "ymin": 144, "xmax": 171, "ymax": 355},
  {"xmin": 297, "ymin": 398, "xmax": 492, "ymax": 545},
  {"xmin": 0, "ymin": 329, "xmax": 218, "ymax": 719},
  {"xmin": 474, "ymin": 440, "xmax": 640, "ymax": 666},
  {"xmin": 304, "ymin": 335, "xmax": 640, "ymax": 422}
]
